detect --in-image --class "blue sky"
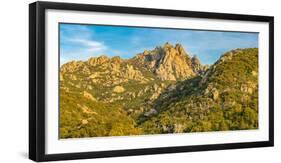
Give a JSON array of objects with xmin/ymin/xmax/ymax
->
[{"xmin": 60, "ymin": 23, "xmax": 258, "ymax": 65}]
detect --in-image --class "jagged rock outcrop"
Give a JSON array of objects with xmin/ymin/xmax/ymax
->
[
  {"xmin": 122, "ymin": 64, "xmax": 145, "ymax": 81},
  {"xmin": 61, "ymin": 61, "xmax": 85, "ymax": 73},
  {"xmin": 88, "ymin": 55, "xmax": 110, "ymax": 66},
  {"xmin": 135, "ymin": 43, "xmax": 199, "ymax": 80},
  {"xmin": 191, "ymin": 55, "xmax": 209, "ymax": 75},
  {"xmin": 60, "ymin": 43, "xmax": 208, "ymax": 83}
]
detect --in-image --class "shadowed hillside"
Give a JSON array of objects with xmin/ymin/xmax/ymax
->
[{"xmin": 59, "ymin": 43, "xmax": 258, "ymax": 138}]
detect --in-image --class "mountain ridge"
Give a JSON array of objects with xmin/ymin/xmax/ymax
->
[
  {"xmin": 59, "ymin": 44, "xmax": 258, "ymax": 138},
  {"xmin": 61, "ymin": 43, "xmax": 207, "ymax": 81}
]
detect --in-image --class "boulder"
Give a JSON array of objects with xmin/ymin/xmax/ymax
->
[
  {"xmin": 144, "ymin": 109, "xmax": 158, "ymax": 117},
  {"xmin": 81, "ymin": 119, "xmax": 88, "ymax": 125},
  {"xmin": 211, "ymin": 88, "xmax": 219, "ymax": 100},
  {"xmin": 83, "ymin": 91, "xmax": 97, "ymax": 101},
  {"xmin": 113, "ymin": 86, "xmax": 125, "ymax": 93}
]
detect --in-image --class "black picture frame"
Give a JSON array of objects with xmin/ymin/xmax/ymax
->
[{"xmin": 29, "ymin": 1, "xmax": 274, "ymax": 162}]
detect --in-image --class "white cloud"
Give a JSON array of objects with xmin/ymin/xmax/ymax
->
[
  {"xmin": 61, "ymin": 24, "xmax": 108, "ymax": 63},
  {"xmin": 70, "ymin": 38, "xmax": 107, "ymax": 52}
]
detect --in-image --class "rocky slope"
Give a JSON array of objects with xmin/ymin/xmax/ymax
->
[
  {"xmin": 59, "ymin": 44, "xmax": 258, "ymax": 138},
  {"xmin": 132, "ymin": 42, "xmax": 205, "ymax": 80},
  {"xmin": 140, "ymin": 48, "xmax": 258, "ymax": 133}
]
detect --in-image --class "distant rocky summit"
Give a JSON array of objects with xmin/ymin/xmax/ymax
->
[
  {"xmin": 191, "ymin": 55, "xmax": 209, "ymax": 75},
  {"xmin": 135, "ymin": 43, "xmax": 202, "ymax": 80},
  {"xmin": 61, "ymin": 43, "xmax": 206, "ymax": 82},
  {"xmin": 59, "ymin": 44, "xmax": 258, "ymax": 138}
]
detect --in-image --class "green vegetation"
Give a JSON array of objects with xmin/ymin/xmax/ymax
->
[
  {"xmin": 140, "ymin": 48, "xmax": 258, "ymax": 133},
  {"xmin": 59, "ymin": 46, "xmax": 258, "ymax": 138},
  {"xmin": 60, "ymin": 89, "xmax": 142, "ymax": 138}
]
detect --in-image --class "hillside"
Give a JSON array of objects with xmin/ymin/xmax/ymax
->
[
  {"xmin": 140, "ymin": 48, "xmax": 258, "ymax": 133},
  {"xmin": 59, "ymin": 43, "xmax": 258, "ymax": 138}
]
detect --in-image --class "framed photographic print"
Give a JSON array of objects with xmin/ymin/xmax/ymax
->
[{"xmin": 29, "ymin": 1, "xmax": 274, "ymax": 162}]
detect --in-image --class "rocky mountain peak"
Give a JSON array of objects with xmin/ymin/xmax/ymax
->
[
  {"xmin": 191, "ymin": 55, "xmax": 208, "ymax": 75},
  {"xmin": 191, "ymin": 55, "xmax": 200, "ymax": 64},
  {"xmin": 61, "ymin": 43, "xmax": 208, "ymax": 83},
  {"xmin": 163, "ymin": 42, "xmax": 173, "ymax": 48},
  {"xmin": 136, "ymin": 43, "xmax": 197, "ymax": 80},
  {"xmin": 88, "ymin": 55, "xmax": 110, "ymax": 66},
  {"xmin": 175, "ymin": 43, "xmax": 188, "ymax": 56},
  {"xmin": 111, "ymin": 56, "xmax": 123, "ymax": 64}
]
